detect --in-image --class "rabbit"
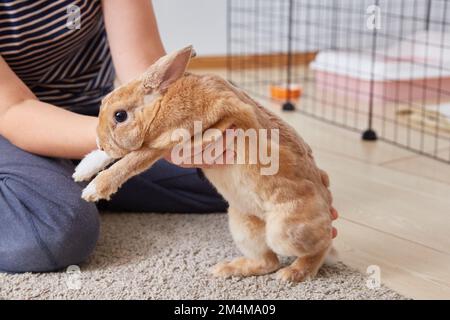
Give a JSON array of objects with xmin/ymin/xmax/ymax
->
[{"xmin": 73, "ymin": 45, "xmax": 335, "ymax": 282}]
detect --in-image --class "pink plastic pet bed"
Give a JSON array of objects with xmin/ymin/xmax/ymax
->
[{"xmin": 310, "ymin": 31, "xmax": 450, "ymax": 104}]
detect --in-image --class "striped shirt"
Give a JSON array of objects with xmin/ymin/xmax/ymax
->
[{"xmin": 0, "ymin": 0, "xmax": 115, "ymax": 115}]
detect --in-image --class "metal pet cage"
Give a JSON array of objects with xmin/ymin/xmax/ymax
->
[{"xmin": 227, "ymin": 0, "xmax": 450, "ymax": 163}]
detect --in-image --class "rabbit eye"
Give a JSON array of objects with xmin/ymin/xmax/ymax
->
[{"xmin": 114, "ymin": 110, "xmax": 128, "ymax": 123}]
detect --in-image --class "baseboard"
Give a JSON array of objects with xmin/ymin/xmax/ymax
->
[{"xmin": 188, "ymin": 52, "xmax": 317, "ymax": 69}]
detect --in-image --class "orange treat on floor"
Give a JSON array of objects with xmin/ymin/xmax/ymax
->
[{"xmin": 270, "ymin": 84, "xmax": 302, "ymax": 100}]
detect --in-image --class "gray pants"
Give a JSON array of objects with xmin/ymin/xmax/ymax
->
[{"xmin": 0, "ymin": 136, "xmax": 227, "ymax": 273}]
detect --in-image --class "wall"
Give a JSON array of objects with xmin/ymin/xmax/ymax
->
[
  {"xmin": 153, "ymin": 0, "xmax": 450, "ymax": 56},
  {"xmin": 153, "ymin": 0, "xmax": 227, "ymax": 56}
]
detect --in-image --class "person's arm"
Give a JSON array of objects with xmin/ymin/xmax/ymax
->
[
  {"xmin": 0, "ymin": 0, "xmax": 166, "ymax": 159},
  {"xmin": 102, "ymin": 0, "xmax": 166, "ymax": 84},
  {"xmin": 0, "ymin": 56, "xmax": 98, "ymax": 159}
]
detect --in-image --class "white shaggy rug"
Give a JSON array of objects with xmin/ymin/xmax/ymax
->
[{"xmin": 0, "ymin": 213, "xmax": 406, "ymax": 300}]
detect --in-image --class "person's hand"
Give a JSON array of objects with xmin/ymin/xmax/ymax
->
[
  {"xmin": 165, "ymin": 128, "xmax": 235, "ymax": 169},
  {"xmin": 330, "ymin": 207, "xmax": 338, "ymax": 238}
]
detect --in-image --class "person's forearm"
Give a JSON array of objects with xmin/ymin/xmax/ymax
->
[
  {"xmin": 103, "ymin": 0, "xmax": 166, "ymax": 84},
  {"xmin": 0, "ymin": 99, "xmax": 97, "ymax": 159}
]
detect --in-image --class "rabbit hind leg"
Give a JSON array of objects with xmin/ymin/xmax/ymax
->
[
  {"xmin": 276, "ymin": 247, "xmax": 330, "ymax": 282},
  {"xmin": 266, "ymin": 196, "xmax": 332, "ymax": 282},
  {"xmin": 211, "ymin": 207, "xmax": 280, "ymax": 278}
]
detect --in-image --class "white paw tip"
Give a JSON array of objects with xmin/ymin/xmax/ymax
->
[
  {"xmin": 82, "ymin": 182, "xmax": 97, "ymax": 201},
  {"xmin": 72, "ymin": 171, "xmax": 86, "ymax": 182}
]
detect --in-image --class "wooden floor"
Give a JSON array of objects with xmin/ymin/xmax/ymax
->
[
  {"xmin": 275, "ymin": 110, "xmax": 450, "ymax": 300},
  {"xmin": 193, "ymin": 67, "xmax": 450, "ymax": 300}
]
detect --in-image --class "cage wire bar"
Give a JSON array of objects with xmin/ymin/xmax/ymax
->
[{"xmin": 227, "ymin": 0, "xmax": 450, "ymax": 164}]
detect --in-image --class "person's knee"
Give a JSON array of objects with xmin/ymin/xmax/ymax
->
[
  {"xmin": 47, "ymin": 198, "xmax": 100, "ymax": 271},
  {"xmin": 0, "ymin": 137, "xmax": 100, "ymax": 273},
  {"xmin": 0, "ymin": 181, "xmax": 100, "ymax": 273}
]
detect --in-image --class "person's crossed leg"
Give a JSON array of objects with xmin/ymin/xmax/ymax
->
[
  {"xmin": 0, "ymin": 135, "xmax": 227, "ymax": 273},
  {"xmin": 0, "ymin": 135, "xmax": 99, "ymax": 272}
]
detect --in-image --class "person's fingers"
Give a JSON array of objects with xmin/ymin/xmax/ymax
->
[
  {"xmin": 223, "ymin": 149, "xmax": 236, "ymax": 164},
  {"xmin": 196, "ymin": 148, "xmax": 235, "ymax": 168},
  {"xmin": 332, "ymin": 227, "xmax": 337, "ymax": 239},
  {"xmin": 330, "ymin": 207, "xmax": 338, "ymax": 239},
  {"xmin": 203, "ymin": 137, "xmax": 225, "ymax": 165},
  {"xmin": 330, "ymin": 207, "xmax": 338, "ymax": 220},
  {"xmin": 171, "ymin": 134, "xmax": 220, "ymax": 166},
  {"xmin": 198, "ymin": 127, "xmax": 236, "ymax": 166},
  {"xmin": 165, "ymin": 129, "xmax": 236, "ymax": 168},
  {"xmin": 164, "ymin": 148, "xmax": 208, "ymax": 168}
]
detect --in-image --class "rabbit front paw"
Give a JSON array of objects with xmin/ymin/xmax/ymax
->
[
  {"xmin": 73, "ymin": 150, "xmax": 114, "ymax": 182},
  {"xmin": 81, "ymin": 173, "xmax": 117, "ymax": 202},
  {"xmin": 81, "ymin": 181, "xmax": 100, "ymax": 202}
]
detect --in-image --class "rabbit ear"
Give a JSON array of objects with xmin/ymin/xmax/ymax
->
[{"xmin": 142, "ymin": 45, "xmax": 196, "ymax": 93}]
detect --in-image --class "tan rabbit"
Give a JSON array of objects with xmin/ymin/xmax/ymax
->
[{"xmin": 73, "ymin": 45, "xmax": 334, "ymax": 282}]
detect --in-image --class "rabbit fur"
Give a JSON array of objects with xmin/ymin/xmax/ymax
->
[{"xmin": 73, "ymin": 46, "xmax": 334, "ymax": 282}]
